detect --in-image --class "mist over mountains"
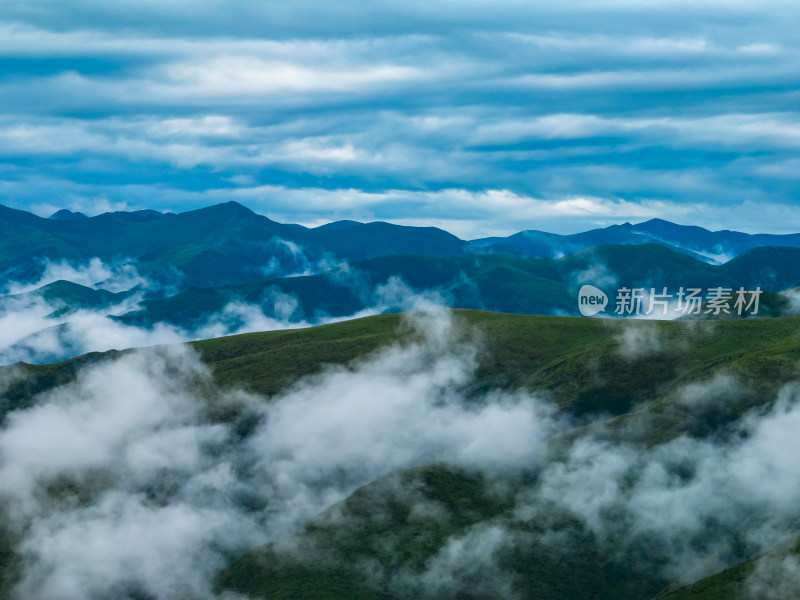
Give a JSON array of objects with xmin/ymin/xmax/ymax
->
[
  {"xmin": 4, "ymin": 201, "xmax": 800, "ymax": 365},
  {"xmin": 0, "ymin": 202, "xmax": 464, "ymax": 288},
  {"xmin": 6, "ymin": 201, "xmax": 800, "ymax": 288},
  {"xmin": 4, "ymin": 202, "xmax": 800, "ymax": 599},
  {"xmin": 5, "ymin": 310, "xmax": 800, "ymax": 599},
  {"xmin": 2, "ymin": 0, "xmax": 799, "ymax": 597}
]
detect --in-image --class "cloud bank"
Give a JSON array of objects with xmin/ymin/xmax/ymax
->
[
  {"xmin": 0, "ymin": 1, "xmax": 798, "ymax": 236},
  {"xmin": 0, "ymin": 257, "xmax": 446, "ymax": 365},
  {"xmin": 0, "ymin": 308, "xmax": 556, "ymax": 599},
  {"xmin": 3, "ymin": 303, "xmax": 800, "ymax": 597}
]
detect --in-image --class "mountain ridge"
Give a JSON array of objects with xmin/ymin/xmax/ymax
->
[{"xmin": 6, "ymin": 201, "xmax": 800, "ymax": 288}]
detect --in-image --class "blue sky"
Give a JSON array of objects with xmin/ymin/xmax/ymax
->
[{"xmin": 0, "ymin": 0, "xmax": 798, "ymax": 238}]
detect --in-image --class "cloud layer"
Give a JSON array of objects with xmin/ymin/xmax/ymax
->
[
  {"xmin": 0, "ymin": 257, "xmax": 445, "ymax": 365},
  {"xmin": 0, "ymin": 1, "xmax": 797, "ymax": 236},
  {"xmin": 0, "ymin": 308, "xmax": 559, "ymax": 599},
  {"xmin": 5, "ymin": 305, "xmax": 800, "ymax": 597}
]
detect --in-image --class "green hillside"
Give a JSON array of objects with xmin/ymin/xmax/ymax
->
[
  {"xmin": 654, "ymin": 559, "xmax": 755, "ymax": 600},
  {"xmin": 653, "ymin": 539, "xmax": 800, "ymax": 600},
  {"xmin": 8, "ymin": 309, "xmax": 800, "ymax": 429},
  {"xmin": 559, "ymin": 243, "xmax": 725, "ymax": 289},
  {"xmin": 215, "ymin": 462, "xmax": 669, "ymax": 600},
  {"xmin": 721, "ymin": 246, "xmax": 800, "ymax": 291},
  {"xmin": 5, "ymin": 310, "xmax": 800, "ymax": 599},
  {"xmin": 202, "ymin": 313, "xmax": 800, "ymax": 599}
]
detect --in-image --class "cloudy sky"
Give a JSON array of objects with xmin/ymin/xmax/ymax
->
[{"xmin": 0, "ymin": 0, "xmax": 798, "ymax": 238}]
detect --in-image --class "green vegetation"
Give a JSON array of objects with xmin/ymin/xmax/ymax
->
[
  {"xmin": 8, "ymin": 309, "xmax": 800, "ymax": 429},
  {"xmin": 217, "ymin": 464, "xmax": 667, "ymax": 599},
  {"xmin": 6, "ymin": 310, "xmax": 800, "ymax": 598},
  {"xmin": 654, "ymin": 559, "xmax": 755, "ymax": 600},
  {"xmin": 654, "ymin": 539, "xmax": 800, "ymax": 600}
]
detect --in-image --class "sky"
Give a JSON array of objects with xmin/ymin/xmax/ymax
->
[{"xmin": 0, "ymin": 0, "xmax": 798, "ymax": 238}]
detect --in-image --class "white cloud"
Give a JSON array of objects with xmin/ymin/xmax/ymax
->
[
  {"xmin": 158, "ymin": 56, "xmax": 428, "ymax": 96},
  {"xmin": 2, "ymin": 257, "xmax": 146, "ymax": 295},
  {"xmin": 471, "ymin": 112, "xmax": 800, "ymax": 148},
  {"xmin": 0, "ymin": 257, "xmax": 454, "ymax": 365},
  {"xmin": 150, "ymin": 115, "xmax": 241, "ymax": 137},
  {"xmin": 536, "ymin": 380, "xmax": 800, "ymax": 582},
  {"xmin": 0, "ymin": 307, "xmax": 558, "ymax": 598}
]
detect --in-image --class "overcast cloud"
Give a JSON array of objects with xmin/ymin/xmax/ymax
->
[{"xmin": 0, "ymin": 1, "xmax": 798, "ymax": 236}]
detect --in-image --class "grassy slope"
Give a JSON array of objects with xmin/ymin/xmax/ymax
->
[
  {"xmin": 8, "ymin": 309, "xmax": 800, "ymax": 426},
  {"xmin": 194, "ymin": 310, "xmax": 800, "ymax": 427},
  {"xmin": 653, "ymin": 539, "xmax": 800, "ymax": 600},
  {"xmin": 6, "ymin": 311, "xmax": 800, "ymax": 599},
  {"xmin": 654, "ymin": 560, "xmax": 755, "ymax": 600},
  {"xmin": 198, "ymin": 312, "xmax": 800, "ymax": 599}
]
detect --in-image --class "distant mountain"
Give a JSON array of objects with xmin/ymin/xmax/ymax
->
[
  {"xmin": 0, "ymin": 281, "xmax": 140, "ymax": 363},
  {"xmin": 560, "ymin": 243, "xmax": 800, "ymax": 291},
  {"xmin": 0, "ymin": 280, "xmax": 134, "ymax": 318},
  {"xmin": 116, "ymin": 254, "xmax": 575, "ymax": 328},
  {"xmin": 309, "ymin": 220, "xmax": 465, "ymax": 261},
  {"xmin": 114, "ymin": 244, "xmax": 800, "ymax": 328},
  {"xmin": 7, "ymin": 202, "xmax": 800, "ymax": 290},
  {"xmin": 48, "ymin": 209, "xmax": 88, "ymax": 220},
  {"xmin": 721, "ymin": 246, "xmax": 800, "ymax": 290},
  {"xmin": 0, "ymin": 202, "xmax": 466, "ymax": 287},
  {"xmin": 470, "ymin": 218, "xmax": 800, "ymax": 264}
]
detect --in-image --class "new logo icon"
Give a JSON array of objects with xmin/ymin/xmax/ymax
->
[{"xmin": 578, "ymin": 284, "xmax": 608, "ymax": 317}]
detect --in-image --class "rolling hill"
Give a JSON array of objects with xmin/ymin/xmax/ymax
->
[{"xmin": 5, "ymin": 310, "xmax": 800, "ymax": 599}]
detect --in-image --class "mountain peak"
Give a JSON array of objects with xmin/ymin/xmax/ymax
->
[
  {"xmin": 49, "ymin": 209, "xmax": 89, "ymax": 221},
  {"xmin": 314, "ymin": 220, "xmax": 363, "ymax": 231},
  {"xmin": 636, "ymin": 217, "xmax": 695, "ymax": 230},
  {"xmin": 218, "ymin": 201, "xmax": 255, "ymax": 214},
  {"xmin": 188, "ymin": 201, "xmax": 264, "ymax": 220}
]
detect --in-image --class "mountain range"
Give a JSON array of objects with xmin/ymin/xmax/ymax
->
[
  {"xmin": 470, "ymin": 218, "xmax": 800, "ymax": 264},
  {"xmin": 5, "ymin": 202, "xmax": 800, "ymax": 290},
  {"xmin": 0, "ymin": 202, "xmax": 465, "ymax": 287},
  {"xmin": 3, "ymin": 201, "xmax": 800, "ymax": 598},
  {"xmin": 4, "ymin": 201, "xmax": 800, "ymax": 365},
  {"xmin": 114, "ymin": 245, "xmax": 800, "ymax": 330}
]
